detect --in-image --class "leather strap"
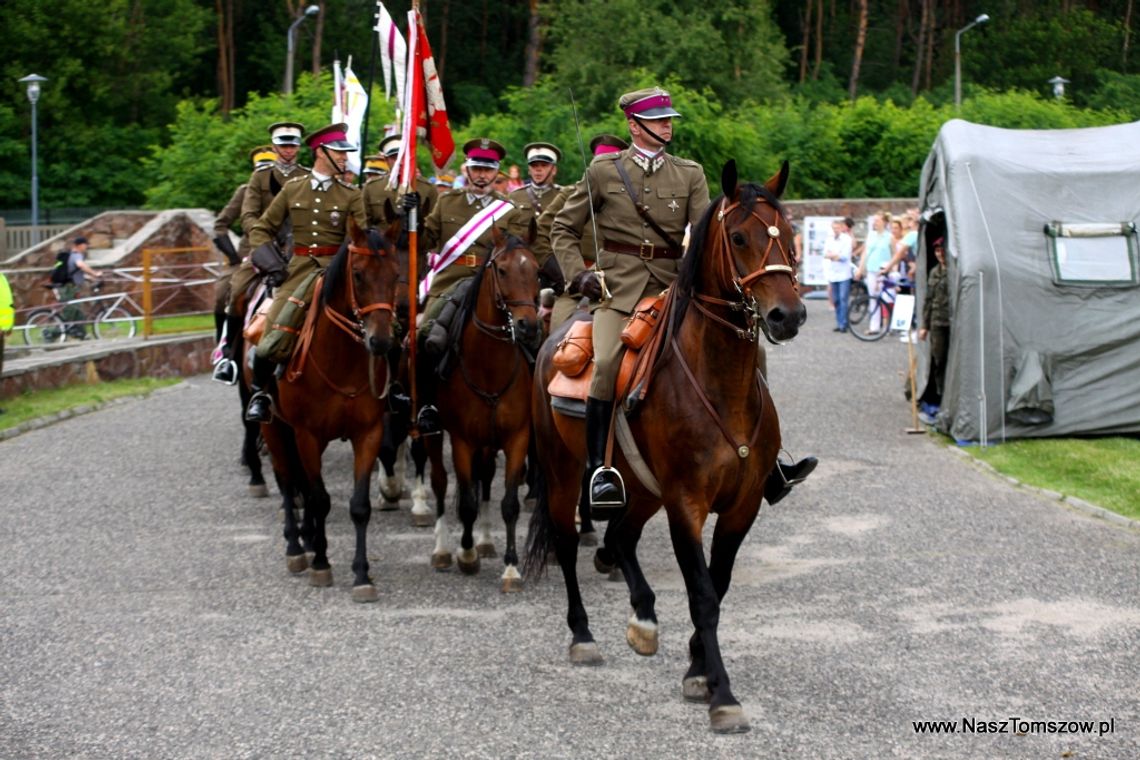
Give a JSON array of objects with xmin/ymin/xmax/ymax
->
[
  {"xmin": 602, "ymin": 240, "xmax": 682, "ymax": 260},
  {"xmin": 294, "ymin": 245, "xmax": 340, "ymax": 256},
  {"xmin": 614, "ymin": 161, "xmax": 683, "ymax": 255}
]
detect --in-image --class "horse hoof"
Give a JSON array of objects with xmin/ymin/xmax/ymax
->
[
  {"xmin": 682, "ymin": 676, "xmax": 710, "ymax": 703},
  {"xmin": 378, "ymin": 500, "xmax": 400, "ymax": 511},
  {"xmin": 286, "ymin": 554, "xmax": 309, "ymax": 574},
  {"xmin": 352, "ymin": 584, "xmax": 379, "ymax": 603},
  {"xmin": 431, "ymin": 551, "xmax": 453, "ymax": 570},
  {"xmin": 523, "ymin": 496, "xmax": 536, "ymax": 511},
  {"xmin": 249, "ymin": 483, "xmax": 269, "ymax": 498},
  {"xmin": 579, "ymin": 530, "xmax": 598, "ymax": 547},
  {"xmin": 457, "ymin": 550, "xmax": 480, "ymax": 575},
  {"xmin": 568, "ymin": 641, "xmax": 603, "ymax": 666},
  {"xmin": 411, "ymin": 511, "xmax": 435, "ymax": 528},
  {"xmin": 709, "ymin": 705, "xmax": 750, "ymax": 734},
  {"xmin": 476, "ymin": 542, "xmax": 497, "ymax": 559},
  {"xmin": 501, "ymin": 575, "xmax": 524, "ymax": 593},
  {"xmin": 607, "ymin": 569, "xmax": 623, "ymax": 583},
  {"xmin": 626, "ymin": 617, "xmax": 659, "ymax": 656},
  {"xmin": 309, "ymin": 568, "xmax": 333, "ymax": 587},
  {"xmin": 594, "ymin": 550, "xmax": 616, "ymax": 575}
]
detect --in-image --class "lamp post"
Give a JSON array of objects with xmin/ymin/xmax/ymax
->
[
  {"xmin": 283, "ymin": 5, "xmax": 321, "ymax": 95},
  {"xmin": 19, "ymin": 74, "xmax": 48, "ymax": 244},
  {"xmin": 955, "ymin": 14, "xmax": 990, "ymax": 111},
  {"xmin": 1048, "ymin": 76, "xmax": 1070, "ymax": 100}
]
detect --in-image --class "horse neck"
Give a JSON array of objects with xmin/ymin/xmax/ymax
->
[
  {"xmin": 461, "ymin": 271, "xmax": 517, "ymax": 363},
  {"xmin": 310, "ymin": 277, "xmax": 368, "ymax": 375}
]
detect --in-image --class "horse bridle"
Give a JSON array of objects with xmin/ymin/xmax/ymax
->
[
  {"xmin": 471, "ymin": 242, "xmax": 535, "ymax": 345},
  {"xmin": 690, "ymin": 197, "xmax": 798, "ymax": 344},
  {"xmin": 322, "ymin": 242, "xmax": 396, "ymax": 344}
]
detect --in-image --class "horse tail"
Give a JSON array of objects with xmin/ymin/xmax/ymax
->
[{"xmin": 522, "ymin": 463, "xmax": 552, "ymax": 579}]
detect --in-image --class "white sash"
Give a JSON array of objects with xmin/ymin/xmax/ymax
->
[{"xmin": 419, "ymin": 198, "xmax": 513, "ymax": 301}]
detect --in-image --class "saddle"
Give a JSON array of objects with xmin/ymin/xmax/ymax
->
[{"xmin": 547, "ymin": 289, "xmax": 673, "ymax": 418}]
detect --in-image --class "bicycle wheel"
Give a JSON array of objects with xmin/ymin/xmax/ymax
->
[
  {"xmin": 94, "ymin": 306, "xmax": 138, "ymax": 340},
  {"xmin": 22, "ymin": 310, "xmax": 66, "ymax": 346},
  {"xmin": 849, "ymin": 296, "xmax": 891, "ymax": 342},
  {"xmin": 848, "ymin": 291, "xmax": 869, "ymax": 326}
]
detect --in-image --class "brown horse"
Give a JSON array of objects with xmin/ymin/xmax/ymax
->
[
  {"xmin": 423, "ymin": 225, "xmax": 540, "ymax": 592},
  {"xmin": 259, "ymin": 216, "xmax": 401, "ymax": 602},
  {"xmin": 525, "ymin": 161, "xmax": 806, "ymax": 733}
]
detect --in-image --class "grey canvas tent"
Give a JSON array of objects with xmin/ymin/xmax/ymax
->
[{"xmin": 917, "ymin": 119, "xmax": 1140, "ymax": 443}]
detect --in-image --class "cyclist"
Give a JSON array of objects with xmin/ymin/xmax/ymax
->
[{"xmin": 56, "ymin": 237, "xmax": 102, "ymax": 338}]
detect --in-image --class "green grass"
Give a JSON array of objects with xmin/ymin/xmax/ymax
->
[
  {"xmin": 148, "ymin": 313, "xmax": 215, "ymax": 335},
  {"xmin": 949, "ymin": 435, "xmax": 1140, "ymax": 521},
  {"xmin": 0, "ymin": 377, "xmax": 180, "ymax": 431}
]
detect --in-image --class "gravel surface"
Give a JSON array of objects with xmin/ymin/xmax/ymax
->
[{"xmin": 2, "ymin": 314, "xmax": 1137, "ymax": 759}]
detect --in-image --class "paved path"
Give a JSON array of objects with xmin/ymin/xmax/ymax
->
[{"xmin": 2, "ymin": 315, "xmax": 1137, "ymax": 759}]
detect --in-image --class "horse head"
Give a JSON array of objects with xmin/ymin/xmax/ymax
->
[
  {"xmin": 486, "ymin": 224, "xmax": 541, "ymax": 349},
  {"xmin": 708, "ymin": 159, "xmax": 806, "ymax": 344},
  {"xmin": 336, "ymin": 215, "xmax": 401, "ymax": 357}
]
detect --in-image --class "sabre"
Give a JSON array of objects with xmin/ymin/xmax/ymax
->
[{"xmin": 569, "ymin": 89, "xmax": 611, "ymax": 301}]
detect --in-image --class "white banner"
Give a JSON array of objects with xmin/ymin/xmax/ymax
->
[
  {"xmin": 890, "ymin": 293, "xmax": 916, "ymax": 332},
  {"xmin": 801, "ymin": 216, "xmax": 841, "ymax": 286}
]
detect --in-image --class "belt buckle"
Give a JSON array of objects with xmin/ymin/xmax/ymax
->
[
  {"xmin": 639, "ymin": 241, "xmax": 654, "ymax": 261},
  {"xmin": 464, "ymin": 253, "xmax": 477, "ymax": 267}
]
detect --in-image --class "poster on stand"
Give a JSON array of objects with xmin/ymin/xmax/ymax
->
[{"xmin": 802, "ymin": 216, "xmax": 842, "ymax": 287}]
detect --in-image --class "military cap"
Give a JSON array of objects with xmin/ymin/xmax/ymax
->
[
  {"xmin": 305, "ymin": 122, "xmax": 357, "ymax": 151},
  {"xmin": 589, "ymin": 134, "xmax": 628, "ymax": 156},
  {"xmin": 268, "ymin": 121, "xmax": 305, "ymax": 146},
  {"xmin": 462, "ymin": 138, "xmax": 507, "ymax": 169},
  {"xmin": 250, "ymin": 145, "xmax": 278, "ymax": 166},
  {"xmin": 523, "ymin": 142, "xmax": 561, "ymax": 165},
  {"xmin": 362, "ymin": 155, "xmax": 389, "ymax": 175},
  {"xmin": 378, "ymin": 134, "xmax": 402, "ymax": 157},
  {"xmin": 619, "ymin": 87, "xmax": 681, "ymax": 120}
]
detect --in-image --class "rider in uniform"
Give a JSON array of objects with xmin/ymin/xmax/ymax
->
[
  {"xmin": 363, "ymin": 134, "xmax": 439, "ymax": 228},
  {"xmin": 553, "ymin": 87, "xmax": 816, "ymax": 512},
  {"xmin": 411, "ymin": 138, "xmax": 518, "ymax": 433},
  {"xmin": 244, "ymin": 123, "xmax": 368, "ymax": 422}
]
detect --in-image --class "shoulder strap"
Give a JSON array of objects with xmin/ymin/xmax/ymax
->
[
  {"xmin": 525, "ymin": 185, "xmax": 543, "ymax": 214},
  {"xmin": 613, "ymin": 160, "xmax": 683, "ymax": 255}
]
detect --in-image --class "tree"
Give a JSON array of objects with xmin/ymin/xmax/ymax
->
[{"xmin": 849, "ymin": 0, "xmax": 870, "ymax": 99}]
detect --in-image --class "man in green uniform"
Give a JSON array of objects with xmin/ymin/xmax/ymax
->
[
  {"xmin": 244, "ymin": 123, "xmax": 368, "ymax": 422},
  {"xmin": 211, "ymin": 145, "xmax": 278, "ymax": 384},
  {"xmin": 918, "ymin": 236, "xmax": 951, "ymax": 423},
  {"xmin": 535, "ymin": 134, "xmax": 627, "ymax": 330},
  {"xmin": 363, "ymin": 134, "xmax": 439, "ymax": 228},
  {"xmin": 553, "ymin": 87, "xmax": 815, "ymax": 511},
  {"xmin": 507, "ymin": 142, "xmax": 561, "ymax": 237},
  {"xmin": 412, "ymin": 137, "xmax": 518, "ymax": 433}
]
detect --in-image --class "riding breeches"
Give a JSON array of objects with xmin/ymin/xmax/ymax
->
[{"xmin": 588, "ymin": 278, "xmax": 665, "ymax": 401}]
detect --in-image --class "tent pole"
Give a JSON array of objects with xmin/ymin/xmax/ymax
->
[{"xmin": 978, "ymin": 270, "xmax": 987, "ymax": 448}]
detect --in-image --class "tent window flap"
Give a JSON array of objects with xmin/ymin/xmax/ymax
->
[{"xmin": 1043, "ymin": 222, "xmax": 1138, "ymax": 286}]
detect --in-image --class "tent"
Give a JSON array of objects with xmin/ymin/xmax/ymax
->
[{"xmin": 916, "ymin": 119, "xmax": 1140, "ymax": 443}]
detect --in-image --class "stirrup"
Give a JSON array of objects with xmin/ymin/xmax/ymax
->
[
  {"xmin": 776, "ymin": 452, "xmax": 818, "ymax": 487},
  {"xmin": 415, "ymin": 404, "xmax": 443, "ymax": 436},
  {"xmin": 589, "ymin": 466, "xmax": 626, "ymax": 509},
  {"xmin": 211, "ymin": 358, "xmax": 239, "ymax": 386}
]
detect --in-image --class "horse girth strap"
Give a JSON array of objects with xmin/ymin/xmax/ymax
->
[{"xmin": 669, "ymin": 335, "xmax": 766, "ymax": 458}]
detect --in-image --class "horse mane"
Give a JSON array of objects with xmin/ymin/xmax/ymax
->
[
  {"xmin": 457, "ymin": 233, "xmax": 530, "ymax": 326},
  {"xmin": 320, "ymin": 228, "xmax": 388, "ymax": 309},
  {"xmin": 670, "ymin": 182, "xmax": 786, "ymax": 335}
]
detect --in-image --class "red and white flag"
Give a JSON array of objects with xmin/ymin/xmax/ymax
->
[
  {"xmin": 390, "ymin": 9, "xmax": 454, "ymax": 191},
  {"xmin": 374, "ymin": 2, "xmax": 406, "ymax": 108}
]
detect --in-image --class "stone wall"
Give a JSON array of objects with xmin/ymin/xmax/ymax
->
[
  {"xmin": 782, "ymin": 198, "xmax": 918, "ymax": 228},
  {"xmin": 1, "ymin": 335, "xmax": 215, "ymax": 398}
]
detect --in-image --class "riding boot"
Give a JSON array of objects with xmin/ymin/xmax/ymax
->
[
  {"xmin": 763, "ymin": 455, "xmax": 819, "ymax": 505},
  {"xmin": 212, "ymin": 314, "xmax": 244, "ymax": 385},
  {"xmin": 414, "ymin": 345, "xmax": 442, "ymax": 435},
  {"xmin": 244, "ymin": 355, "xmax": 277, "ymax": 422},
  {"xmin": 584, "ymin": 397, "xmax": 625, "ymax": 518}
]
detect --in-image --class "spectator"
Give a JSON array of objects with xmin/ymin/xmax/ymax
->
[
  {"xmin": 823, "ymin": 217, "xmax": 854, "ymax": 332},
  {"xmin": 918, "ymin": 237, "xmax": 951, "ymax": 424},
  {"xmin": 506, "ymin": 164, "xmax": 525, "ymax": 192},
  {"xmin": 493, "ymin": 170, "xmax": 511, "ymax": 195},
  {"xmin": 59, "ymin": 237, "xmax": 102, "ymax": 335},
  {"xmin": 0, "ymin": 269, "xmax": 12, "ymax": 414},
  {"xmin": 855, "ymin": 211, "xmax": 893, "ymax": 331}
]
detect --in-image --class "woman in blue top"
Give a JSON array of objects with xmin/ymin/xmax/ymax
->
[{"xmin": 855, "ymin": 211, "xmax": 893, "ymax": 330}]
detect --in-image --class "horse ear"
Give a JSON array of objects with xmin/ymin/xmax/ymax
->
[
  {"xmin": 527, "ymin": 216, "xmax": 538, "ymax": 246},
  {"xmin": 347, "ymin": 213, "xmax": 362, "ymax": 243},
  {"xmin": 720, "ymin": 160, "xmax": 738, "ymax": 201},
  {"xmin": 764, "ymin": 160, "xmax": 790, "ymax": 198},
  {"xmin": 491, "ymin": 224, "xmax": 506, "ymax": 248},
  {"xmin": 383, "ymin": 198, "xmax": 397, "ymax": 223},
  {"xmin": 385, "ymin": 215, "xmax": 402, "ymax": 247}
]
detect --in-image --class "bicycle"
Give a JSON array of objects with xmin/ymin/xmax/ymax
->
[
  {"xmin": 848, "ymin": 274, "xmax": 913, "ymax": 342},
  {"xmin": 21, "ymin": 280, "xmax": 139, "ymax": 346}
]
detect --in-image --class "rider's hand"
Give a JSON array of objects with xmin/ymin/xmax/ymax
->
[
  {"xmin": 402, "ymin": 192, "xmax": 420, "ymax": 211},
  {"xmin": 569, "ymin": 270, "xmax": 603, "ymax": 300}
]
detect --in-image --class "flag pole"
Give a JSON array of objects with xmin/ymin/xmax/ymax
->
[
  {"xmin": 406, "ymin": 0, "xmax": 421, "ymax": 435},
  {"xmin": 360, "ymin": 2, "xmax": 381, "ymax": 186}
]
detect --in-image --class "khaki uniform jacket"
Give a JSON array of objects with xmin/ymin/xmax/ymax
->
[
  {"xmin": 421, "ymin": 189, "xmax": 517, "ymax": 300},
  {"xmin": 241, "ymin": 162, "xmax": 311, "ymax": 236},
  {"xmin": 363, "ymin": 175, "xmax": 439, "ymax": 228},
  {"xmin": 922, "ymin": 263, "xmax": 951, "ymax": 329},
  {"xmin": 536, "ymin": 183, "xmax": 597, "ymax": 275},
  {"xmin": 250, "ymin": 175, "xmax": 368, "ymax": 252},
  {"xmin": 552, "ymin": 149, "xmax": 710, "ymax": 313},
  {"xmin": 214, "ymin": 183, "xmax": 251, "ymax": 261},
  {"xmin": 507, "ymin": 183, "xmax": 561, "ymax": 242}
]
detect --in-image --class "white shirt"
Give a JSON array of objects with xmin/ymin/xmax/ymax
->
[{"xmin": 823, "ymin": 231, "xmax": 853, "ymax": 283}]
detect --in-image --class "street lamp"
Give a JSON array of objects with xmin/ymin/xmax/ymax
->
[
  {"xmin": 283, "ymin": 5, "xmax": 320, "ymax": 95},
  {"xmin": 955, "ymin": 13, "xmax": 990, "ymax": 111},
  {"xmin": 1048, "ymin": 75, "xmax": 1070, "ymax": 100},
  {"xmin": 19, "ymin": 74, "xmax": 48, "ymax": 244}
]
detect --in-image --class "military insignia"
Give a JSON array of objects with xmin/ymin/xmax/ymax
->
[
  {"xmin": 480, "ymin": 139, "xmax": 490, "ymax": 149},
  {"xmin": 668, "ymin": 199, "xmax": 680, "ymax": 213},
  {"xmin": 329, "ymin": 211, "xmax": 342, "ymax": 226}
]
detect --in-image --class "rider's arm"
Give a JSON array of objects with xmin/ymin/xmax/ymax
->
[
  {"xmin": 551, "ymin": 175, "xmax": 598, "ymax": 287},
  {"xmin": 248, "ymin": 185, "xmax": 291, "ymax": 249}
]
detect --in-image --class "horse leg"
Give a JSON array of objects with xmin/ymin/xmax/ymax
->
[
  {"xmin": 550, "ymin": 470, "xmax": 602, "ymax": 665},
  {"xmin": 426, "ymin": 434, "xmax": 453, "ymax": 569},
  {"xmin": 577, "ymin": 484, "xmax": 598, "ymax": 547},
  {"xmin": 262, "ymin": 420, "xmax": 307, "ymax": 573},
  {"xmin": 475, "ymin": 452, "xmax": 497, "ymax": 559},
  {"xmin": 452, "ymin": 438, "xmax": 481, "ymax": 575},
  {"xmin": 377, "ymin": 417, "xmax": 403, "ymax": 508},
  {"xmin": 349, "ymin": 432, "xmax": 383, "ymax": 603},
  {"xmin": 682, "ymin": 503, "xmax": 761, "ymax": 709},
  {"xmin": 498, "ymin": 434, "xmax": 528, "ymax": 593},
  {"xmin": 522, "ymin": 436, "xmax": 539, "ymax": 509},
  {"xmin": 605, "ymin": 502, "xmax": 660, "ymax": 657},
  {"xmin": 667, "ymin": 504, "xmax": 750, "ymax": 734},
  {"xmin": 410, "ymin": 436, "xmax": 434, "ymax": 528},
  {"xmin": 241, "ymin": 368, "xmax": 268, "ymax": 497},
  {"xmin": 295, "ymin": 432, "xmax": 334, "ymax": 588}
]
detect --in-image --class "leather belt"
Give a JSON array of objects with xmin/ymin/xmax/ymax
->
[
  {"xmin": 602, "ymin": 239, "xmax": 682, "ymax": 261},
  {"xmin": 294, "ymin": 245, "xmax": 340, "ymax": 256}
]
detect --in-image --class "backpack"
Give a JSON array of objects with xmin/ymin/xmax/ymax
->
[{"xmin": 49, "ymin": 250, "xmax": 74, "ymax": 285}]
